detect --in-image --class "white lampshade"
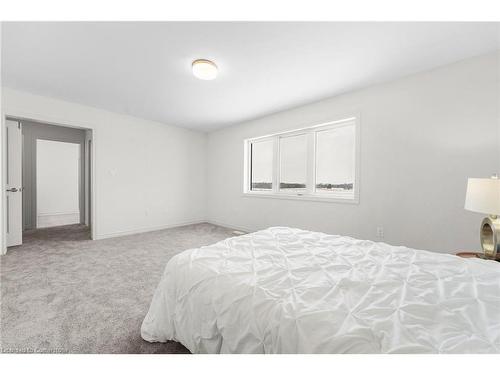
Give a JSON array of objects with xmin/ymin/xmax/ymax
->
[{"xmin": 465, "ymin": 177, "xmax": 500, "ymax": 215}]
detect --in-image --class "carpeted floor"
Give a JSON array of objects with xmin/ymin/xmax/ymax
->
[{"xmin": 0, "ymin": 223, "xmax": 236, "ymax": 354}]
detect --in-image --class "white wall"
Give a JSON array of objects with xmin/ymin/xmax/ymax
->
[
  {"xmin": 2, "ymin": 88, "xmax": 207, "ymax": 240},
  {"xmin": 207, "ymin": 52, "xmax": 500, "ymax": 253},
  {"xmin": 36, "ymin": 140, "xmax": 80, "ymax": 228}
]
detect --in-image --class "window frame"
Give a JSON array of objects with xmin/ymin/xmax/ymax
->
[{"xmin": 243, "ymin": 116, "xmax": 360, "ymax": 204}]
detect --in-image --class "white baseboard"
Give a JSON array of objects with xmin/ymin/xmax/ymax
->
[
  {"xmin": 94, "ymin": 219, "xmax": 257, "ymax": 241},
  {"xmin": 205, "ymin": 219, "xmax": 255, "ymax": 234},
  {"xmin": 94, "ymin": 219, "xmax": 208, "ymax": 240},
  {"xmin": 37, "ymin": 212, "xmax": 80, "ymax": 228}
]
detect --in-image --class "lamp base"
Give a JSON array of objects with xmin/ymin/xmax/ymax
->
[{"xmin": 480, "ymin": 216, "xmax": 500, "ymax": 259}]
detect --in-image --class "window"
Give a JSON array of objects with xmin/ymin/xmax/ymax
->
[
  {"xmin": 244, "ymin": 117, "xmax": 359, "ymax": 202},
  {"xmin": 279, "ymin": 134, "xmax": 308, "ymax": 192},
  {"xmin": 250, "ymin": 139, "xmax": 274, "ymax": 191},
  {"xmin": 315, "ymin": 125, "xmax": 355, "ymax": 196}
]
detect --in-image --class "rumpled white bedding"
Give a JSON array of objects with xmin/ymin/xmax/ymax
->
[{"xmin": 141, "ymin": 227, "xmax": 500, "ymax": 353}]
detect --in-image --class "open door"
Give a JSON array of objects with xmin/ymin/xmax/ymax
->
[{"xmin": 6, "ymin": 119, "xmax": 23, "ymax": 247}]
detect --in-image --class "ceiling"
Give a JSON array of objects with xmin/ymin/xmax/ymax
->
[{"xmin": 2, "ymin": 22, "xmax": 499, "ymax": 131}]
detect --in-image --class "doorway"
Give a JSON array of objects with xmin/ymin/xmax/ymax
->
[
  {"xmin": 4, "ymin": 117, "xmax": 93, "ymax": 248},
  {"xmin": 35, "ymin": 139, "xmax": 81, "ymax": 228}
]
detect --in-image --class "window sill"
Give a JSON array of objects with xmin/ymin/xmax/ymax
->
[{"xmin": 242, "ymin": 192, "xmax": 359, "ymax": 204}]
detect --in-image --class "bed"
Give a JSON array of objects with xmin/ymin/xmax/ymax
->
[{"xmin": 141, "ymin": 227, "xmax": 500, "ymax": 353}]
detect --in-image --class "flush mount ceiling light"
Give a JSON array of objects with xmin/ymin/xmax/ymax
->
[{"xmin": 192, "ymin": 59, "xmax": 218, "ymax": 80}]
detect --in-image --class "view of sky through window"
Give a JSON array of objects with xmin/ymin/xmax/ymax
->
[
  {"xmin": 250, "ymin": 139, "xmax": 273, "ymax": 190},
  {"xmin": 315, "ymin": 125, "xmax": 355, "ymax": 192},
  {"xmin": 279, "ymin": 134, "xmax": 308, "ymax": 191}
]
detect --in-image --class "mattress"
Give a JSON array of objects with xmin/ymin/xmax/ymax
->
[{"xmin": 141, "ymin": 227, "xmax": 500, "ymax": 353}]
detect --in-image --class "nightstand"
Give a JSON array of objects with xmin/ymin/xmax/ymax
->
[{"xmin": 456, "ymin": 252, "xmax": 500, "ymax": 262}]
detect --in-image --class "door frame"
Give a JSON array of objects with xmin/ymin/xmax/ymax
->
[
  {"xmin": 21, "ymin": 121, "xmax": 87, "ymax": 230},
  {"xmin": 1, "ymin": 111, "xmax": 97, "ymax": 254}
]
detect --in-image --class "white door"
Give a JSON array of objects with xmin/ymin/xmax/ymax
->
[{"xmin": 6, "ymin": 119, "xmax": 23, "ymax": 246}]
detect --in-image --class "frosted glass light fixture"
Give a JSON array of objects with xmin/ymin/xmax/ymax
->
[{"xmin": 192, "ymin": 59, "xmax": 218, "ymax": 80}]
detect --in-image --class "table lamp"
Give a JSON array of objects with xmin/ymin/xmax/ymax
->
[{"xmin": 464, "ymin": 175, "xmax": 500, "ymax": 259}]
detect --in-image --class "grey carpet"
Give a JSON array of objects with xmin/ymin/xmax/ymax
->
[{"xmin": 0, "ymin": 223, "xmax": 236, "ymax": 354}]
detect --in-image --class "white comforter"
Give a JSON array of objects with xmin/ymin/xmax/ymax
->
[{"xmin": 141, "ymin": 227, "xmax": 500, "ymax": 353}]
